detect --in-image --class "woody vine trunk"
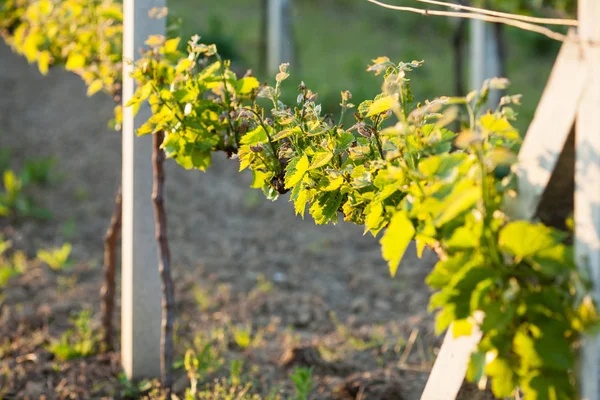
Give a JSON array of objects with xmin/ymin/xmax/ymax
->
[
  {"xmin": 100, "ymin": 88, "xmax": 123, "ymax": 350},
  {"xmin": 100, "ymin": 186, "xmax": 122, "ymax": 349},
  {"xmin": 152, "ymin": 131, "xmax": 174, "ymax": 388}
]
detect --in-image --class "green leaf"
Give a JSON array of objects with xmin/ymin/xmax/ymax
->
[
  {"xmin": 309, "ymin": 152, "xmax": 333, "ymax": 170},
  {"xmin": 467, "ymin": 352, "xmax": 486, "ymax": 384},
  {"xmin": 175, "ymin": 58, "xmax": 193, "ymax": 74},
  {"xmin": 293, "ymin": 188, "xmax": 309, "ymax": 218},
  {"xmin": 163, "ymin": 37, "xmax": 180, "ymax": 54},
  {"xmin": 364, "ymin": 201, "xmax": 384, "ymax": 236},
  {"xmin": 309, "ymin": 191, "xmax": 343, "ymax": 225},
  {"xmin": 136, "ymin": 121, "xmax": 154, "ymax": 136},
  {"xmin": 145, "ymin": 34, "xmax": 165, "ymax": 48},
  {"xmin": 250, "ymin": 170, "xmax": 266, "ymax": 189},
  {"xmin": 367, "ymin": 95, "xmax": 397, "ymax": 117},
  {"xmin": 87, "ymin": 80, "xmax": 104, "ymax": 97},
  {"xmin": 38, "ymin": 50, "xmax": 50, "ymax": 75},
  {"xmin": 237, "ymin": 77, "xmax": 260, "ymax": 94},
  {"xmin": 37, "ymin": 243, "xmax": 71, "ymax": 271},
  {"xmin": 191, "ymin": 149, "xmax": 211, "ymax": 171},
  {"xmin": 273, "ymin": 126, "xmax": 301, "ymax": 141},
  {"xmin": 241, "ymin": 126, "xmax": 268, "ymax": 146},
  {"xmin": 380, "ymin": 211, "xmax": 415, "ymax": 277},
  {"xmin": 284, "ymin": 155, "xmax": 309, "ymax": 189},
  {"xmin": 65, "ymin": 53, "xmax": 86, "ymax": 70},
  {"xmin": 479, "ymin": 113, "xmax": 520, "ymax": 142},
  {"xmin": 435, "ymin": 305, "xmax": 456, "ymax": 334},
  {"xmin": 485, "ymin": 358, "xmax": 517, "ymax": 398},
  {"xmin": 22, "ymin": 32, "xmax": 41, "ymax": 62},
  {"xmin": 434, "ymin": 186, "xmax": 480, "ymax": 227},
  {"xmin": 499, "ymin": 221, "xmax": 563, "ymax": 261},
  {"xmin": 3, "ymin": 170, "xmax": 21, "ymax": 196},
  {"xmin": 521, "ymin": 370, "xmax": 573, "ymax": 400},
  {"xmin": 452, "ymin": 319, "xmax": 473, "ymax": 337}
]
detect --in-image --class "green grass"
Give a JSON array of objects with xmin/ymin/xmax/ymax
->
[{"xmin": 167, "ymin": 0, "xmax": 560, "ymax": 133}]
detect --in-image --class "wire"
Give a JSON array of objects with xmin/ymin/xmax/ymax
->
[{"xmin": 367, "ymin": 0, "xmax": 567, "ymax": 42}]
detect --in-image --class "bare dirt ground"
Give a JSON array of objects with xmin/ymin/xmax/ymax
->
[{"xmin": 0, "ymin": 43, "xmax": 491, "ymax": 399}]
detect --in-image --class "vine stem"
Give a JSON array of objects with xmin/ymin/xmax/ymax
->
[
  {"xmin": 152, "ymin": 131, "xmax": 175, "ymax": 390},
  {"xmin": 243, "ymin": 107, "xmax": 279, "ymax": 163},
  {"xmin": 100, "ymin": 185, "xmax": 122, "ymax": 349},
  {"xmin": 373, "ymin": 115, "xmax": 385, "ymax": 159}
]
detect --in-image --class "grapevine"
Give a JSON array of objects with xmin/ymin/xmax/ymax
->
[{"xmin": 128, "ymin": 37, "xmax": 600, "ymax": 398}]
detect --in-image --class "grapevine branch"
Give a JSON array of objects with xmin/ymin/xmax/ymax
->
[
  {"xmin": 100, "ymin": 185, "xmax": 122, "ymax": 349},
  {"xmin": 366, "ymin": 0, "xmax": 567, "ymax": 42},
  {"xmin": 152, "ymin": 131, "xmax": 174, "ymax": 389}
]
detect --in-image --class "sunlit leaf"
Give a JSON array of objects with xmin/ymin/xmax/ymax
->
[{"xmin": 380, "ymin": 211, "xmax": 415, "ymax": 277}]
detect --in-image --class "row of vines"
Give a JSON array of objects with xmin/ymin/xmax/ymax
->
[{"xmin": 1, "ymin": 0, "xmax": 597, "ymax": 398}]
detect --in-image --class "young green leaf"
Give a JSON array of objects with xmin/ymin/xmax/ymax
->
[{"xmin": 380, "ymin": 211, "xmax": 415, "ymax": 277}]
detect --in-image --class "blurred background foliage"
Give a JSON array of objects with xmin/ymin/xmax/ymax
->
[{"xmin": 167, "ymin": 0, "xmax": 574, "ymax": 133}]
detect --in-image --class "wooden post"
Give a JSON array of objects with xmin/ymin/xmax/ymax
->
[
  {"xmin": 470, "ymin": 19, "xmax": 501, "ymax": 106},
  {"xmin": 267, "ymin": 0, "xmax": 292, "ymax": 75},
  {"xmin": 506, "ymin": 35, "xmax": 586, "ymax": 221},
  {"xmin": 121, "ymin": 0, "xmax": 164, "ymax": 379},
  {"xmin": 576, "ymin": 0, "xmax": 600, "ymax": 398}
]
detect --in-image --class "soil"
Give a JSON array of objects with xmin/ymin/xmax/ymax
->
[{"xmin": 0, "ymin": 42, "xmax": 493, "ymax": 400}]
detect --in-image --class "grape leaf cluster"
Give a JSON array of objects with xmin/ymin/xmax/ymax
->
[{"xmin": 129, "ymin": 37, "xmax": 599, "ymax": 399}]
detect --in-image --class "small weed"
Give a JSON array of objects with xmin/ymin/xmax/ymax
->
[
  {"xmin": 21, "ymin": 157, "xmax": 57, "ymax": 186},
  {"xmin": 0, "ymin": 237, "xmax": 28, "ymax": 288},
  {"xmin": 179, "ymin": 333, "xmax": 224, "ymax": 382},
  {"xmin": 49, "ymin": 309, "xmax": 98, "ymax": 361},
  {"xmin": 37, "ymin": 243, "xmax": 72, "ymax": 271},
  {"xmin": 118, "ymin": 372, "xmax": 155, "ymax": 399},
  {"xmin": 248, "ymin": 274, "xmax": 273, "ymax": 301},
  {"xmin": 0, "ymin": 153, "xmax": 54, "ymax": 220},
  {"xmin": 60, "ymin": 217, "xmax": 77, "ymax": 240},
  {"xmin": 189, "ymin": 378, "xmax": 262, "ymax": 400},
  {"xmin": 290, "ymin": 367, "xmax": 313, "ymax": 400},
  {"xmin": 193, "ymin": 285, "xmax": 213, "ymax": 312},
  {"xmin": 57, "ymin": 275, "xmax": 78, "ymax": 293},
  {"xmin": 329, "ymin": 311, "xmax": 384, "ymax": 352},
  {"xmin": 233, "ymin": 326, "xmax": 253, "ymax": 350},
  {"xmin": 229, "ymin": 359, "xmax": 244, "ymax": 386}
]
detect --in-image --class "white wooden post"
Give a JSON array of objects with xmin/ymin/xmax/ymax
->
[
  {"xmin": 506, "ymin": 34, "xmax": 587, "ymax": 221},
  {"xmin": 121, "ymin": 0, "xmax": 164, "ymax": 379},
  {"xmin": 576, "ymin": 0, "xmax": 600, "ymax": 398},
  {"xmin": 470, "ymin": 19, "xmax": 501, "ymax": 106},
  {"xmin": 267, "ymin": 0, "xmax": 292, "ymax": 75}
]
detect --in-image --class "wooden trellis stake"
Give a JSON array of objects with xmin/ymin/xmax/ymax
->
[
  {"xmin": 121, "ymin": 0, "xmax": 165, "ymax": 380},
  {"xmin": 267, "ymin": 0, "xmax": 293, "ymax": 75},
  {"xmin": 470, "ymin": 19, "xmax": 501, "ymax": 106},
  {"xmin": 421, "ymin": 0, "xmax": 600, "ymax": 395}
]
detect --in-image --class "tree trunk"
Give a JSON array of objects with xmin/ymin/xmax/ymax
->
[
  {"xmin": 152, "ymin": 131, "xmax": 174, "ymax": 389},
  {"xmin": 100, "ymin": 186, "xmax": 122, "ymax": 349},
  {"xmin": 452, "ymin": 18, "xmax": 467, "ymax": 97}
]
